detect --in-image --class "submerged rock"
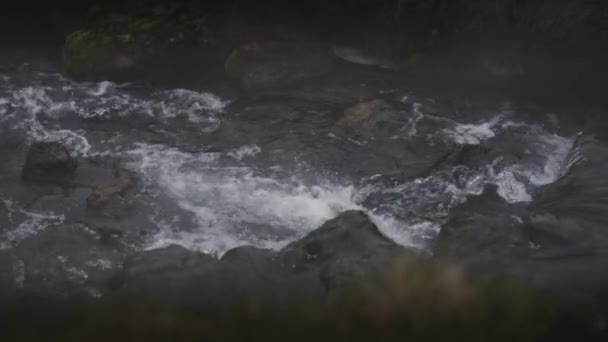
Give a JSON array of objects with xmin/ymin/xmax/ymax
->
[
  {"xmin": 87, "ymin": 170, "xmax": 134, "ymax": 209},
  {"xmin": 21, "ymin": 142, "xmax": 78, "ymax": 185},
  {"xmin": 336, "ymin": 99, "xmax": 385, "ymax": 127},
  {"xmin": 225, "ymin": 41, "xmax": 335, "ymax": 91}
]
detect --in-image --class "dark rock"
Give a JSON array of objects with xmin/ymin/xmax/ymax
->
[
  {"xmin": 122, "ymin": 245, "xmax": 215, "ymax": 284},
  {"xmin": 13, "ymin": 224, "xmax": 129, "ymax": 297},
  {"xmin": 528, "ymin": 135, "xmax": 608, "ymax": 251},
  {"xmin": 434, "ymin": 163, "xmax": 608, "ymax": 317},
  {"xmin": 279, "ymin": 210, "xmax": 415, "ymax": 292},
  {"xmin": 21, "ymin": 142, "xmax": 78, "ymax": 185},
  {"xmin": 115, "ymin": 212, "xmax": 413, "ymax": 306},
  {"xmin": 225, "ymin": 41, "xmax": 335, "ymax": 91},
  {"xmin": 433, "ymin": 184, "xmax": 530, "ymax": 269},
  {"xmin": 119, "ymin": 244, "xmax": 321, "ymax": 308},
  {"xmin": 221, "ymin": 245, "xmax": 275, "ymax": 265}
]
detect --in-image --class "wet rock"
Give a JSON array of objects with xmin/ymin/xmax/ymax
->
[
  {"xmin": 221, "ymin": 245, "xmax": 275, "ymax": 265},
  {"xmin": 336, "ymin": 99, "xmax": 385, "ymax": 127},
  {"xmin": 279, "ymin": 210, "xmax": 415, "ymax": 292},
  {"xmin": 225, "ymin": 41, "xmax": 335, "ymax": 91},
  {"xmin": 435, "ymin": 179, "xmax": 608, "ymax": 316},
  {"xmin": 119, "ymin": 244, "xmax": 320, "ymax": 307},
  {"xmin": 122, "ymin": 245, "xmax": 215, "ymax": 283},
  {"xmin": 433, "ymin": 184, "xmax": 530, "ymax": 269},
  {"xmin": 27, "ymin": 187, "xmax": 91, "ymax": 221},
  {"xmin": 13, "ymin": 224, "xmax": 129, "ymax": 297},
  {"xmin": 87, "ymin": 170, "xmax": 134, "ymax": 209},
  {"xmin": 528, "ymin": 135, "xmax": 608, "ymax": 250},
  {"xmin": 115, "ymin": 212, "xmax": 415, "ymax": 305},
  {"xmin": 21, "ymin": 142, "xmax": 78, "ymax": 185}
]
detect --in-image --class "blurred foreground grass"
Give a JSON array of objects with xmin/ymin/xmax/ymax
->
[{"xmin": 1, "ymin": 259, "xmax": 604, "ymax": 341}]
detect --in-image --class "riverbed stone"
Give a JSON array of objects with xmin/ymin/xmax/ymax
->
[
  {"xmin": 21, "ymin": 142, "xmax": 78, "ymax": 185},
  {"xmin": 87, "ymin": 170, "xmax": 135, "ymax": 209},
  {"xmin": 336, "ymin": 99, "xmax": 385, "ymax": 127}
]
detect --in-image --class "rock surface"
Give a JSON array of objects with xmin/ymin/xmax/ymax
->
[
  {"xmin": 279, "ymin": 210, "xmax": 415, "ymax": 292},
  {"xmin": 433, "ymin": 136, "xmax": 608, "ymax": 316},
  {"xmin": 336, "ymin": 99, "xmax": 385, "ymax": 127},
  {"xmin": 225, "ymin": 41, "xmax": 335, "ymax": 91},
  {"xmin": 12, "ymin": 224, "xmax": 129, "ymax": 297},
  {"xmin": 87, "ymin": 170, "xmax": 134, "ymax": 209},
  {"xmin": 433, "ymin": 184, "xmax": 530, "ymax": 269},
  {"xmin": 21, "ymin": 142, "xmax": 78, "ymax": 185}
]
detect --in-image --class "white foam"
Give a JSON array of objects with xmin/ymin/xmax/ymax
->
[
  {"xmin": 12, "ymin": 87, "xmax": 52, "ymax": 115},
  {"xmin": 0, "ymin": 200, "xmax": 65, "ymax": 250},
  {"xmin": 443, "ymin": 115, "xmax": 502, "ymax": 145},
  {"xmin": 126, "ymin": 143, "xmax": 367, "ymax": 254},
  {"xmin": 227, "ymin": 144, "xmax": 261, "ymax": 161},
  {"xmin": 407, "ymin": 102, "xmax": 425, "ymax": 136},
  {"xmin": 89, "ymin": 81, "xmax": 114, "ymax": 96}
]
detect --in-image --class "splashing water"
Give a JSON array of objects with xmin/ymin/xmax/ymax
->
[{"xmin": 0, "ymin": 72, "xmax": 578, "ymax": 255}]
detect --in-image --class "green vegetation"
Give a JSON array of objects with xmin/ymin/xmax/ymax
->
[{"xmin": 2, "ymin": 260, "xmax": 602, "ymax": 341}]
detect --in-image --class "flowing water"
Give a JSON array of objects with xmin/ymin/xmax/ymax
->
[{"xmin": 0, "ymin": 58, "xmax": 579, "ymax": 258}]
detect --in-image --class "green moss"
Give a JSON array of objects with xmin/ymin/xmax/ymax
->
[{"xmin": 63, "ymin": 29, "xmax": 116, "ymax": 80}]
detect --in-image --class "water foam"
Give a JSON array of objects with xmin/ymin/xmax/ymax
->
[
  {"xmin": 0, "ymin": 200, "xmax": 65, "ymax": 250},
  {"xmin": 126, "ymin": 143, "xmax": 366, "ymax": 254}
]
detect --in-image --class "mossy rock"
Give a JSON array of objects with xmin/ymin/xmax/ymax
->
[
  {"xmin": 62, "ymin": 8, "xmax": 226, "ymax": 83},
  {"xmin": 63, "ymin": 29, "xmax": 138, "ymax": 81}
]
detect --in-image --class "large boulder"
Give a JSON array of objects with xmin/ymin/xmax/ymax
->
[
  {"xmin": 12, "ymin": 224, "xmax": 129, "ymax": 297},
  {"xmin": 528, "ymin": 135, "xmax": 608, "ymax": 251},
  {"xmin": 225, "ymin": 41, "xmax": 336, "ymax": 91},
  {"xmin": 120, "ymin": 245, "xmax": 216, "ymax": 291},
  {"xmin": 433, "ymin": 184, "xmax": 531, "ymax": 270},
  {"xmin": 114, "ymin": 212, "xmax": 415, "ymax": 305},
  {"xmin": 434, "ymin": 135, "xmax": 608, "ymax": 316},
  {"xmin": 21, "ymin": 142, "xmax": 78, "ymax": 185},
  {"xmin": 279, "ymin": 210, "xmax": 415, "ymax": 292},
  {"xmin": 117, "ymin": 244, "xmax": 321, "ymax": 307}
]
